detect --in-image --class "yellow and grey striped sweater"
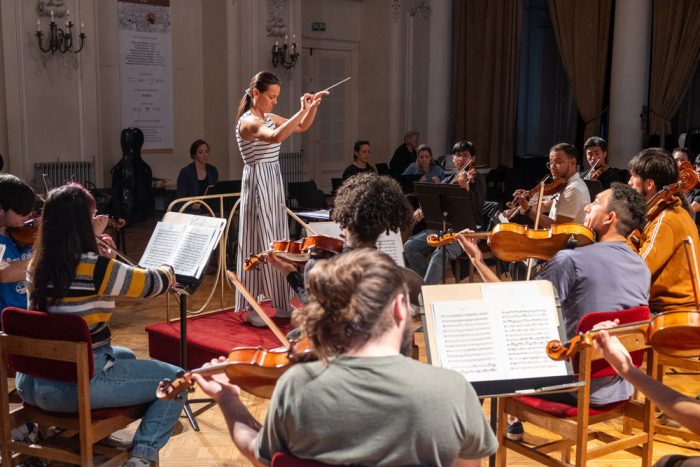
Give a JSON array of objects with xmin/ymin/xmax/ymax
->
[{"xmin": 29, "ymin": 252, "xmax": 172, "ymax": 346}]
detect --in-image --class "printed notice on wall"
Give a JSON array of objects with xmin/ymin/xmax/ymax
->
[{"xmin": 118, "ymin": 0, "xmax": 173, "ymax": 153}]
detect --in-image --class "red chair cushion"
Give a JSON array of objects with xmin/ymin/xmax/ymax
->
[
  {"xmin": 575, "ymin": 306, "xmax": 650, "ymax": 378},
  {"xmin": 23, "ymin": 401, "xmax": 148, "ymax": 420},
  {"xmin": 146, "ymin": 306, "xmax": 294, "ymax": 370},
  {"xmin": 271, "ymin": 452, "xmax": 336, "ymax": 467},
  {"xmin": 1, "ymin": 307, "xmax": 94, "ymax": 381},
  {"xmin": 513, "ymin": 396, "xmax": 627, "ymax": 418}
]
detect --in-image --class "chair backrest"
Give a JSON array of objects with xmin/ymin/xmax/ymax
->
[
  {"xmin": 1, "ymin": 307, "xmax": 94, "ymax": 381},
  {"xmin": 271, "ymin": 452, "xmax": 337, "ymax": 467},
  {"xmin": 575, "ymin": 306, "xmax": 650, "ymax": 378}
]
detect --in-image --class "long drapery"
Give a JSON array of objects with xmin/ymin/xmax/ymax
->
[
  {"xmin": 648, "ymin": 0, "xmax": 700, "ymax": 145},
  {"xmin": 548, "ymin": 0, "xmax": 612, "ymax": 141},
  {"xmin": 452, "ymin": 0, "xmax": 521, "ymax": 168}
]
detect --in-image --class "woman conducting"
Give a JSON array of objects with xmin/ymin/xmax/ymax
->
[{"xmin": 235, "ymin": 71, "xmax": 326, "ymax": 325}]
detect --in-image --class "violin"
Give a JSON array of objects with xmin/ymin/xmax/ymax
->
[
  {"xmin": 427, "ymin": 223, "xmax": 595, "ymax": 262},
  {"xmin": 503, "ymin": 177, "xmax": 566, "ymax": 219},
  {"xmin": 244, "ymin": 235, "xmax": 344, "ymax": 271},
  {"xmin": 547, "ymin": 310, "xmax": 700, "ymax": 361},
  {"xmin": 156, "ymin": 338, "xmax": 315, "ymax": 400},
  {"xmin": 9, "ymin": 214, "xmax": 40, "ymax": 248},
  {"xmin": 588, "ymin": 166, "xmax": 604, "ymax": 180}
]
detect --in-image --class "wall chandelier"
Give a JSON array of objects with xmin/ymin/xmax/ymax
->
[
  {"xmin": 36, "ymin": 9, "xmax": 86, "ymax": 54},
  {"xmin": 271, "ymin": 34, "xmax": 299, "ymax": 70}
]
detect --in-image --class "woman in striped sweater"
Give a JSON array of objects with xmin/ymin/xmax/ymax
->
[
  {"xmin": 234, "ymin": 71, "xmax": 327, "ymax": 325},
  {"xmin": 16, "ymin": 183, "xmax": 184, "ymax": 467}
]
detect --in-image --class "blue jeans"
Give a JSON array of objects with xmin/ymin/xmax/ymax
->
[
  {"xmin": 15, "ymin": 345, "xmax": 185, "ymax": 462},
  {"xmin": 404, "ymin": 229, "xmax": 464, "ymax": 285}
]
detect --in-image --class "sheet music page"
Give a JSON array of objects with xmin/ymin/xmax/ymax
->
[
  {"xmin": 171, "ymin": 225, "xmax": 216, "ymax": 277},
  {"xmin": 139, "ymin": 222, "xmax": 186, "ymax": 269},
  {"xmin": 432, "ymin": 287, "xmax": 566, "ymax": 382},
  {"xmin": 307, "ymin": 222, "xmax": 343, "ymax": 240},
  {"xmin": 375, "ymin": 230, "xmax": 405, "ymax": 267}
]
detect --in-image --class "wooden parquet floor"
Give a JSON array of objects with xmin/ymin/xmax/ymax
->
[{"xmin": 74, "ymin": 220, "xmax": 700, "ymax": 465}]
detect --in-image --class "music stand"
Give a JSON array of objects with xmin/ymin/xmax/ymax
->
[
  {"xmin": 399, "ymin": 174, "xmax": 424, "ymax": 194},
  {"xmin": 414, "ymin": 182, "xmax": 479, "ymax": 284}
]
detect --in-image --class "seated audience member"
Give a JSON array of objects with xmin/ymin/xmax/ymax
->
[
  {"xmin": 341, "ymin": 140, "xmax": 376, "ymax": 181},
  {"xmin": 266, "ymin": 173, "xmax": 413, "ymax": 304},
  {"xmin": 0, "ymin": 174, "xmax": 36, "ymax": 311},
  {"xmin": 193, "ymin": 248, "xmax": 497, "ymax": 466},
  {"xmin": 583, "ymin": 136, "xmax": 622, "ymax": 189},
  {"xmin": 404, "ymin": 140, "xmax": 486, "ymax": 285},
  {"xmin": 594, "ymin": 323, "xmax": 700, "ymax": 466},
  {"xmin": 627, "ymin": 148, "xmax": 700, "ymax": 314},
  {"xmin": 402, "ymin": 144, "xmax": 444, "ymax": 183},
  {"xmin": 690, "ymin": 155, "xmax": 700, "ymax": 232},
  {"xmin": 460, "ymin": 183, "xmax": 650, "ymax": 440},
  {"xmin": 389, "ymin": 129, "xmax": 420, "ymax": 178},
  {"xmin": 16, "ymin": 183, "xmax": 185, "ymax": 467},
  {"xmin": 176, "ymin": 139, "xmax": 219, "ymax": 201}
]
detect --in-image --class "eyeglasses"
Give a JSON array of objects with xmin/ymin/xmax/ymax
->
[{"xmin": 546, "ymin": 160, "xmax": 569, "ymax": 170}]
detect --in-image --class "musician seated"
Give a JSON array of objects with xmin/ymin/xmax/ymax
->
[
  {"xmin": 627, "ymin": 148, "xmax": 700, "ymax": 314},
  {"xmin": 594, "ymin": 323, "xmax": 700, "ymax": 466},
  {"xmin": 0, "ymin": 174, "xmax": 36, "ymax": 312},
  {"xmin": 193, "ymin": 249, "xmax": 497, "ymax": 466},
  {"xmin": 460, "ymin": 183, "xmax": 650, "ymax": 439},
  {"xmin": 403, "ymin": 140, "xmax": 486, "ymax": 286},
  {"xmin": 402, "ymin": 144, "xmax": 444, "ymax": 183},
  {"xmin": 582, "ymin": 136, "xmax": 622, "ymax": 189},
  {"xmin": 265, "ymin": 173, "xmax": 414, "ymax": 305}
]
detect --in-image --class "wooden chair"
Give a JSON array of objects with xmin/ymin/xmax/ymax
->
[
  {"xmin": 0, "ymin": 307, "xmax": 149, "ymax": 467},
  {"xmin": 496, "ymin": 306, "xmax": 658, "ymax": 467}
]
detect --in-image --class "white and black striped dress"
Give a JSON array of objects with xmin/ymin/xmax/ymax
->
[{"xmin": 235, "ymin": 110, "xmax": 292, "ymax": 314}]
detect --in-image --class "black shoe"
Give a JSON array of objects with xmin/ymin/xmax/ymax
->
[{"xmin": 507, "ymin": 421, "xmax": 524, "ymax": 441}]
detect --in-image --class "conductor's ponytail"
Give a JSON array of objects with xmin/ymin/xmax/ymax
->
[{"xmin": 235, "ymin": 71, "xmax": 281, "ymax": 121}]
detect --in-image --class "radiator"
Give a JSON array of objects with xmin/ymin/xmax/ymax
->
[
  {"xmin": 33, "ymin": 159, "xmax": 95, "ymax": 193},
  {"xmin": 279, "ymin": 152, "xmax": 304, "ymax": 195}
]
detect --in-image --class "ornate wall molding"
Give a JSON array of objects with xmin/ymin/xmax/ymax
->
[{"xmin": 266, "ymin": 0, "xmax": 287, "ymax": 37}]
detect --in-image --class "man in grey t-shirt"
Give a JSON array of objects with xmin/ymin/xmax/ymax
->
[{"xmin": 194, "ymin": 249, "xmax": 497, "ymax": 466}]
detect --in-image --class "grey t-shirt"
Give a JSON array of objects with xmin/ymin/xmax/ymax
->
[
  {"xmin": 537, "ymin": 241, "xmax": 651, "ymax": 405},
  {"xmin": 255, "ymin": 355, "xmax": 498, "ymax": 466}
]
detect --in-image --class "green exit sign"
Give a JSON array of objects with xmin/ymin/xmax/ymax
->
[{"xmin": 312, "ymin": 22, "xmax": 326, "ymax": 31}]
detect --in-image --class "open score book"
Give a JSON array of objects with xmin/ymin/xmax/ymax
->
[
  {"xmin": 139, "ymin": 212, "xmax": 226, "ymax": 279},
  {"xmin": 422, "ymin": 280, "xmax": 579, "ymax": 397}
]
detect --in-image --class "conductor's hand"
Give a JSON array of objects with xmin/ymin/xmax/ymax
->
[
  {"xmin": 266, "ymin": 254, "xmax": 297, "ymax": 275},
  {"xmin": 455, "ymin": 230, "xmax": 482, "ymax": 263},
  {"xmin": 191, "ymin": 357, "xmax": 242, "ymax": 403}
]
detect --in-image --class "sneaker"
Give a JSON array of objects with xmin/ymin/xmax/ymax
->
[
  {"xmin": 657, "ymin": 412, "xmax": 682, "ymax": 428},
  {"xmin": 98, "ymin": 431, "xmax": 133, "ymax": 450},
  {"xmin": 506, "ymin": 421, "xmax": 524, "ymax": 441},
  {"xmin": 121, "ymin": 457, "xmax": 153, "ymax": 467}
]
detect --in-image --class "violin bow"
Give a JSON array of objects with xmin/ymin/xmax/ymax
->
[
  {"xmin": 584, "ymin": 158, "xmax": 601, "ymax": 180},
  {"xmin": 526, "ymin": 180, "xmax": 548, "ymax": 280},
  {"xmin": 283, "ymin": 205, "xmax": 319, "ymax": 236},
  {"xmin": 226, "ymin": 270, "xmax": 291, "ymax": 348}
]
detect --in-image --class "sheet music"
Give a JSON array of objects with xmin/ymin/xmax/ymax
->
[
  {"xmin": 139, "ymin": 215, "xmax": 225, "ymax": 278},
  {"xmin": 308, "ymin": 222, "xmax": 404, "ymax": 266},
  {"xmin": 432, "ymin": 293, "xmax": 566, "ymax": 383}
]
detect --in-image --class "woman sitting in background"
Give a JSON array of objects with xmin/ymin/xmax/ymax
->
[
  {"xmin": 402, "ymin": 144, "xmax": 444, "ymax": 183},
  {"xmin": 17, "ymin": 183, "xmax": 185, "ymax": 467},
  {"xmin": 341, "ymin": 139, "xmax": 376, "ymax": 181},
  {"xmin": 176, "ymin": 139, "xmax": 219, "ymax": 200}
]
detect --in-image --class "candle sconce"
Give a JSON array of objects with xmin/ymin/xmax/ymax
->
[
  {"xmin": 36, "ymin": 8, "xmax": 86, "ymax": 55},
  {"xmin": 271, "ymin": 35, "xmax": 299, "ymax": 70}
]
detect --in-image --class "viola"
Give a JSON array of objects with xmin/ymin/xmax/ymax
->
[
  {"xmin": 244, "ymin": 235, "xmax": 344, "ymax": 271},
  {"xmin": 156, "ymin": 338, "xmax": 315, "ymax": 400},
  {"xmin": 547, "ymin": 310, "xmax": 700, "ymax": 361},
  {"xmin": 427, "ymin": 223, "xmax": 595, "ymax": 262},
  {"xmin": 10, "ymin": 214, "xmax": 40, "ymax": 248},
  {"xmin": 503, "ymin": 177, "xmax": 566, "ymax": 219}
]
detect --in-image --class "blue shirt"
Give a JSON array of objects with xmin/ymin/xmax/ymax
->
[
  {"xmin": 0, "ymin": 234, "xmax": 31, "ymax": 310},
  {"xmin": 402, "ymin": 163, "xmax": 444, "ymax": 182}
]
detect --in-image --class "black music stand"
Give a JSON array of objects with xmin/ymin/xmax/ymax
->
[
  {"xmin": 204, "ymin": 180, "xmax": 242, "ymax": 217},
  {"xmin": 414, "ymin": 182, "xmax": 479, "ymax": 284}
]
